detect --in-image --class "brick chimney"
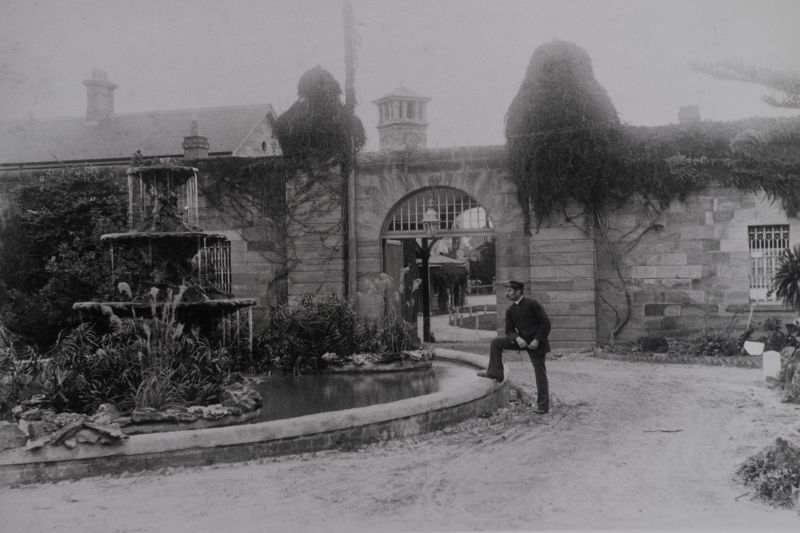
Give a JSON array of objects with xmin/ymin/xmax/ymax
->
[
  {"xmin": 678, "ymin": 105, "xmax": 701, "ymax": 124},
  {"xmin": 183, "ymin": 119, "xmax": 209, "ymax": 160},
  {"xmin": 82, "ymin": 69, "xmax": 117, "ymax": 123}
]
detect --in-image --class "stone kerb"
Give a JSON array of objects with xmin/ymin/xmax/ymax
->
[{"xmin": 0, "ymin": 350, "xmax": 509, "ymax": 485}]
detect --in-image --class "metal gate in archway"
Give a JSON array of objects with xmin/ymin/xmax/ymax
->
[{"xmin": 380, "ymin": 186, "xmax": 494, "ymax": 341}]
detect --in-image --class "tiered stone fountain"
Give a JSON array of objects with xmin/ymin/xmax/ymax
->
[{"xmin": 73, "ymin": 162, "xmax": 256, "ymax": 348}]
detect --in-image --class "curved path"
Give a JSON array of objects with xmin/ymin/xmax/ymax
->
[{"xmin": 2, "ymin": 353, "xmax": 799, "ymax": 531}]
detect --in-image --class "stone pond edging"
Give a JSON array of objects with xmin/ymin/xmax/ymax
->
[{"xmin": 0, "ymin": 349, "xmax": 508, "ymax": 485}]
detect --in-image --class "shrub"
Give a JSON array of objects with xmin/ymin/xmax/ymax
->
[
  {"xmin": 757, "ymin": 317, "xmax": 798, "ymax": 352},
  {"xmin": 0, "ymin": 166, "xmax": 128, "ymax": 349},
  {"xmin": 637, "ymin": 335, "xmax": 668, "ymax": 353},
  {"xmin": 689, "ymin": 316, "xmax": 752, "ymax": 357},
  {"xmin": 771, "ymin": 245, "xmax": 800, "ymax": 312},
  {"xmin": 378, "ymin": 310, "xmax": 420, "ymax": 354},
  {"xmin": 690, "ymin": 330, "xmax": 742, "ymax": 357},
  {"xmin": 38, "ymin": 289, "xmax": 232, "ymax": 414},
  {"xmin": 738, "ymin": 437, "xmax": 800, "ymax": 509},
  {"xmin": 0, "ymin": 321, "xmax": 42, "ymax": 419},
  {"xmin": 255, "ymin": 293, "xmax": 420, "ymax": 375}
]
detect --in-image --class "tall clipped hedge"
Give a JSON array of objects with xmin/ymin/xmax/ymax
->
[
  {"xmin": 506, "ymin": 40, "xmax": 625, "ymax": 232},
  {"xmin": 274, "ymin": 65, "xmax": 365, "ymax": 165}
]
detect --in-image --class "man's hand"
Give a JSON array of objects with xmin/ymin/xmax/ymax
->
[
  {"xmin": 515, "ymin": 336, "xmax": 527, "ymax": 349},
  {"xmin": 529, "ymin": 339, "xmax": 539, "ymax": 350}
]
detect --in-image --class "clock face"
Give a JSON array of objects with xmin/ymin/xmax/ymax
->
[{"xmin": 402, "ymin": 130, "xmax": 423, "ymax": 150}]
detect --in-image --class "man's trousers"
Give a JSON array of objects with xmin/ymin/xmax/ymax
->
[{"xmin": 488, "ymin": 336, "xmax": 549, "ymax": 412}]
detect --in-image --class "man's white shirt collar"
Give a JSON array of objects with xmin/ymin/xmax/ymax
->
[{"xmin": 512, "ymin": 296, "xmax": 524, "ymax": 305}]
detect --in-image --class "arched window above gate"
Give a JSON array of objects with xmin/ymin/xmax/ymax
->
[{"xmin": 382, "ymin": 186, "xmax": 493, "ymax": 238}]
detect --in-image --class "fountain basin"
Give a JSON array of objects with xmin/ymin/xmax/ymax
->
[{"xmin": 0, "ymin": 349, "xmax": 508, "ymax": 485}]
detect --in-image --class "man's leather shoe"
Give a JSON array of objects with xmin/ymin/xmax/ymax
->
[
  {"xmin": 534, "ymin": 407, "xmax": 549, "ymax": 414},
  {"xmin": 477, "ymin": 371, "xmax": 503, "ymax": 382}
]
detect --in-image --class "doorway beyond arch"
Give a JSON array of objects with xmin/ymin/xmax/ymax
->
[{"xmin": 380, "ymin": 186, "xmax": 495, "ymax": 342}]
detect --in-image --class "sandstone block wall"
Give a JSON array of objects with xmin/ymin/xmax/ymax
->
[
  {"xmin": 354, "ymin": 147, "xmax": 597, "ymax": 350},
  {"xmin": 529, "ymin": 209, "xmax": 597, "ymax": 350},
  {"xmin": 285, "ymin": 169, "xmax": 345, "ymax": 304},
  {"xmin": 595, "ymin": 187, "xmax": 800, "ymax": 343},
  {"xmin": 195, "ymin": 179, "xmax": 281, "ymax": 329}
]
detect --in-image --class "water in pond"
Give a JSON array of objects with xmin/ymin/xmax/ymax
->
[{"xmin": 251, "ymin": 363, "xmax": 461, "ymax": 422}]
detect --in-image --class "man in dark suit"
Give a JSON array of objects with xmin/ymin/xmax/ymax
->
[{"xmin": 478, "ymin": 280, "xmax": 551, "ymax": 413}]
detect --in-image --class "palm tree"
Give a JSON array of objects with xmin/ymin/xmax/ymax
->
[{"xmin": 771, "ymin": 244, "xmax": 800, "ymax": 311}]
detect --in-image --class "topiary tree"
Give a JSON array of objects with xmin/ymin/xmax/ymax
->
[
  {"xmin": 504, "ymin": 41, "xmax": 800, "ymax": 343},
  {"xmin": 274, "ymin": 65, "xmax": 365, "ymax": 165},
  {"xmin": 505, "ymin": 40, "xmax": 625, "ymax": 233}
]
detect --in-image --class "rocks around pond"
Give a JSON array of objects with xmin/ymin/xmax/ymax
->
[
  {"xmin": 16, "ymin": 410, "xmax": 88, "ymax": 440},
  {"xmin": 323, "ymin": 348, "xmax": 435, "ymax": 374},
  {"xmin": 117, "ymin": 383, "xmax": 264, "ymax": 434},
  {"xmin": 1, "ymin": 382, "xmax": 264, "ymax": 452},
  {"xmin": 0, "ymin": 420, "xmax": 27, "ymax": 451}
]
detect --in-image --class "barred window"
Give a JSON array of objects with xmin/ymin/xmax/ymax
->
[{"xmin": 748, "ymin": 225, "xmax": 789, "ymax": 303}]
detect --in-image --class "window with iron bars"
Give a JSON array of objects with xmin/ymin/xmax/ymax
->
[{"xmin": 748, "ymin": 225, "xmax": 789, "ymax": 303}]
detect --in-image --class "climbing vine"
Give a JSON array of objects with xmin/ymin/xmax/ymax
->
[
  {"xmin": 198, "ymin": 66, "xmax": 366, "ymax": 307},
  {"xmin": 506, "ymin": 40, "xmax": 800, "ymax": 341}
]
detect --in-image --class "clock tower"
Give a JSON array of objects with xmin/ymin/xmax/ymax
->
[{"xmin": 373, "ymin": 85, "xmax": 431, "ymax": 151}]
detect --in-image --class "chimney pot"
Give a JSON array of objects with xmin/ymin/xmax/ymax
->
[
  {"xmin": 678, "ymin": 105, "xmax": 701, "ymax": 124},
  {"xmin": 183, "ymin": 119, "xmax": 209, "ymax": 160},
  {"xmin": 83, "ymin": 69, "xmax": 117, "ymax": 123}
]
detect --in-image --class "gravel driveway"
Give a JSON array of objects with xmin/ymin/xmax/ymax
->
[{"xmin": 2, "ymin": 353, "xmax": 799, "ymax": 532}]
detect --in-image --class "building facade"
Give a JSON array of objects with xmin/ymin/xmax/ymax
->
[{"xmin": 1, "ymin": 78, "xmax": 797, "ymax": 349}]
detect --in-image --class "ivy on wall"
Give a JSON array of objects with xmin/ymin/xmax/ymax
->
[
  {"xmin": 197, "ymin": 66, "xmax": 366, "ymax": 307},
  {"xmin": 505, "ymin": 40, "xmax": 800, "ymax": 341}
]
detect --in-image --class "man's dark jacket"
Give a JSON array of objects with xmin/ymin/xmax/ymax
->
[{"xmin": 505, "ymin": 296, "xmax": 551, "ymax": 354}]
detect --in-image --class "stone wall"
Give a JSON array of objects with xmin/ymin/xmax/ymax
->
[
  {"xmin": 529, "ymin": 208, "xmax": 597, "ymax": 351},
  {"xmin": 195, "ymin": 160, "xmax": 345, "ymax": 324},
  {"xmin": 595, "ymin": 187, "xmax": 800, "ymax": 343},
  {"xmin": 284, "ymin": 167, "xmax": 346, "ymax": 303},
  {"xmin": 353, "ymin": 146, "xmax": 596, "ymax": 350},
  {"xmin": 194, "ymin": 176, "xmax": 280, "ymax": 329},
  {"xmin": 6, "ymin": 150, "xmax": 797, "ymax": 349}
]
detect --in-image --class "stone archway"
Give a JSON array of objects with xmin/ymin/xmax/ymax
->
[
  {"xmin": 352, "ymin": 147, "xmax": 531, "ymax": 343},
  {"xmin": 380, "ymin": 186, "xmax": 494, "ymax": 341}
]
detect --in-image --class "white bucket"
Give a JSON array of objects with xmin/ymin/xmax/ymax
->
[
  {"xmin": 743, "ymin": 341, "xmax": 765, "ymax": 356},
  {"xmin": 762, "ymin": 350, "xmax": 782, "ymax": 380}
]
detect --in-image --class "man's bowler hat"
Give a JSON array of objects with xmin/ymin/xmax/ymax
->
[{"xmin": 503, "ymin": 280, "xmax": 524, "ymax": 291}]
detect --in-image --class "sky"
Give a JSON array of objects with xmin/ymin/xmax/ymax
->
[{"xmin": 1, "ymin": 0, "xmax": 799, "ymax": 151}]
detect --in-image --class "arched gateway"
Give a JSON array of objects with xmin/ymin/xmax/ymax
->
[
  {"xmin": 380, "ymin": 186, "xmax": 494, "ymax": 341},
  {"xmin": 351, "ymin": 146, "xmax": 591, "ymax": 348}
]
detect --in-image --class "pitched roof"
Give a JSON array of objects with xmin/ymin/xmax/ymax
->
[{"xmin": 0, "ymin": 104, "xmax": 276, "ymax": 166}]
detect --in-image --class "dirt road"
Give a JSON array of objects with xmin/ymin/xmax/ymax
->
[{"xmin": 2, "ymin": 353, "xmax": 799, "ymax": 532}]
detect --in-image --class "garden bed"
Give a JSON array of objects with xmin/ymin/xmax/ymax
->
[{"xmin": 592, "ymin": 348, "xmax": 762, "ymax": 368}]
